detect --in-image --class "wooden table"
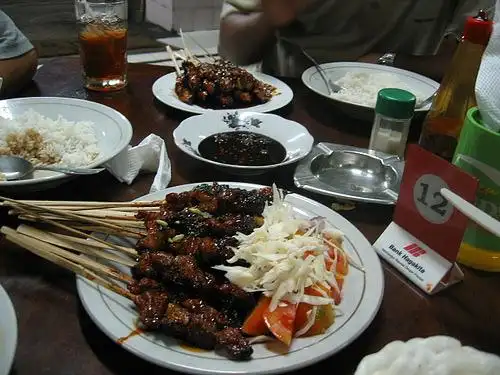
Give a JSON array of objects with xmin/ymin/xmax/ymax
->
[{"xmin": 1, "ymin": 56, "xmax": 499, "ymax": 375}]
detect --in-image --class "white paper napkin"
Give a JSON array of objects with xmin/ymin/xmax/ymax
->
[
  {"xmin": 475, "ymin": 0, "xmax": 500, "ymax": 131},
  {"xmin": 105, "ymin": 134, "xmax": 171, "ymax": 193}
]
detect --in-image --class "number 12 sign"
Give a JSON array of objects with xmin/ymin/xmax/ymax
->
[{"xmin": 374, "ymin": 145, "xmax": 478, "ymax": 294}]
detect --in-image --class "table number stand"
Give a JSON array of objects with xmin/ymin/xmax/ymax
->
[{"xmin": 374, "ymin": 145, "xmax": 478, "ymax": 295}]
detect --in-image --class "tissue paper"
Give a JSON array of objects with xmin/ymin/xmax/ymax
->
[
  {"xmin": 476, "ymin": 0, "xmax": 500, "ymax": 132},
  {"xmin": 105, "ymin": 134, "xmax": 171, "ymax": 192}
]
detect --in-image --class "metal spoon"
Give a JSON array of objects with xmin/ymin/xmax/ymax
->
[
  {"xmin": 300, "ymin": 48, "xmax": 343, "ymax": 95},
  {"xmin": 0, "ymin": 155, "xmax": 105, "ymax": 181},
  {"xmin": 415, "ymin": 91, "xmax": 437, "ymax": 109},
  {"xmin": 279, "ymin": 37, "xmax": 342, "ymax": 95}
]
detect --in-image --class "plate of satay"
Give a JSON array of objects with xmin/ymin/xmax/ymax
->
[
  {"xmin": 0, "ymin": 182, "xmax": 384, "ymax": 375},
  {"xmin": 152, "ymin": 48, "xmax": 294, "ymax": 114}
]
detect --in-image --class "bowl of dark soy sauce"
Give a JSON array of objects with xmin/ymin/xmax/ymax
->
[
  {"xmin": 173, "ymin": 111, "xmax": 314, "ymax": 175},
  {"xmin": 198, "ymin": 131, "xmax": 287, "ymax": 166}
]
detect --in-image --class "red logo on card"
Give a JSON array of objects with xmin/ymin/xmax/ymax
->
[{"xmin": 404, "ymin": 243, "xmax": 427, "ymax": 257}]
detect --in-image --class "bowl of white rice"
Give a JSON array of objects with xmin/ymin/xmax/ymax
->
[
  {"xmin": 301, "ymin": 62, "xmax": 439, "ymax": 121},
  {"xmin": 0, "ymin": 97, "xmax": 133, "ymax": 191}
]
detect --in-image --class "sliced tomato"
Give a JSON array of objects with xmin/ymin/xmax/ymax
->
[
  {"xmin": 305, "ymin": 284, "xmax": 333, "ymax": 299},
  {"xmin": 336, "ymin": 250, "xmax": 349, "ymax": 276},
  {"xmin": 242, "ymin": 295, "xmax": 271, "ymax": 336},
  {"xmin": 325, "ymin": 248, "xmax": 348, "ymax": 275},
  {"xmin": 303, "ymin": 304, "xmax": 335, "ymax": 337},
  {"xmin": 332, "ymin": 276, "xmax": 344, "ymax": 305},
  {"xmin": 263, "ymin": 301, "xmax": 297, "ymax": 346},
  {"xmin": 294, "ymin": 302, "xmax": 313, "ymax": 333}
]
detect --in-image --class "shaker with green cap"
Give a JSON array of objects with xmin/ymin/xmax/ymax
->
[{"xmin": 369, "ymin": 88, "xmax": 417, "ymax": 159}]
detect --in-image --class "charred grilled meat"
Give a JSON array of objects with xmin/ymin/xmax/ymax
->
[
  {"xmin": 132, "ymin": 252, "xmax": 255, "ymax": 310},
  {"xmin": 132, "ymin": 290, "xmax": 252, "ymax": 360},
  {"xmin": 175, "ymin": 59, "xmax": 276, "ymax": 109},
  {"xmin": 143, "ymin": 210, "xmax": 262, "ymax": 237},
  {"xmin": 158, "ymin": 183, "xmax": 273, "ymax": 216},
  {"xmin": 128, "ymin": 184, "xmax": 277, "ymax": 359},
  {"xmin": 136, "ymin": 211, "xmax": 261, "ymax": 254},
  {"xmin": 169, "ymin": 236, "xmax": 238, "ymax": 265}
]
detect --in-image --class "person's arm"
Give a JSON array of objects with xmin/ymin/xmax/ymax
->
[
  {"xmin": 219, "ymin": 0, "xmax": 305, "ymax": 66},
  {"xmin": 358, "ymin": 36, "xmax": 459, "ymax": 81},
  {"xmin": 0, "ymin": 10, "xmax": 38, "ymax": 97},
  {"xmin": 0, "ymin": 49, "xmax": 37, "ymax": 96},
  {"xmin": 219, "ymin": 11, "xmax": 276, "ymax": 66}
]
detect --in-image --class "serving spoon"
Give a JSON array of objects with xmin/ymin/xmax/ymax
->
[{"xmin": 0, "ymin": 155, "xmax": 104, "ymax": 181}]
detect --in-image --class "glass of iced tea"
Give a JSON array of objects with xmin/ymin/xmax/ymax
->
[{"xmin": 75, "ymin": 0, "xmax": 128, "ymax": 91}]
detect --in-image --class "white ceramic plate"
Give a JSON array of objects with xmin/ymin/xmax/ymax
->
[
  {"xmin": 152, "ymin": 72, "xmax": 294, "ymax": 114},
  {"xmin": 173, "ymin": 112, "xmax": 314, "ymax": 175},
  {"xmin": 301, "ymin": 62, "xmax": 439, "ymax": 120},
  {"xmin": 0, "ymin": 97, "xmax": 133, "ymax": 191},
  {"xmin": 76, "ymin": 182, "xmax": 384, "ymax": 375},
  {"xmin": 0, "ymin": 283, "xmax": 17, "ymax": 375}
]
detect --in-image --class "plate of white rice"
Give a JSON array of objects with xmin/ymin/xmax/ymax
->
[
  {"xmin": 301, "ymin": 62, "xmax": 439, "ymax": 121},
  {"xmin": 0, "ymin": 97, "xmax": 132, "ymax": 190}
]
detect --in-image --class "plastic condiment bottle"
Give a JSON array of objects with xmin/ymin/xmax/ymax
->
[
  {"xmin": 418, "ymin": 10, "xmax": 493, "ymax": 162},
  {"xmin": 369, "ymin": 88, "xmax": 416, "ymax": 159}
]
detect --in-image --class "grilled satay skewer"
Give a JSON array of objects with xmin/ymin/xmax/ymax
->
[
  {"xmin": 132, "ymin": 251, "xmax": 255, "ymax": 309},
  {"xmin": 133, "ymin": 290, "xmax": 252, "ymax": 360},
  {"xmin": 2, "ymin": 226, "xmax": 252, "ymax": 360}
]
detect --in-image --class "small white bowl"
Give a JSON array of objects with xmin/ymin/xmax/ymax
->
[{"xmin": 173, "ymin": 111, "xmax": 314, "ymax": 175}]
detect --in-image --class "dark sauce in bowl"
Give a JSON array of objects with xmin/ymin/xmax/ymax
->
[{"xmin": 198, "ymin": 131, "xmax": 287, "ymax": 166}]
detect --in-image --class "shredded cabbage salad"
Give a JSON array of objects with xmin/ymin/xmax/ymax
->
[{"xmin": 214, "ymin": 185, "xmax": 346, "ymax": 312}]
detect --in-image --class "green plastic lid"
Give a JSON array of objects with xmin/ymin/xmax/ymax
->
[{"xmin": 375, "ymin": 88, "xmax": 416, "ymax": 120}]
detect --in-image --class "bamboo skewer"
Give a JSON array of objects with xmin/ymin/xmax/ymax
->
[
  {"xmin": 15, "ymin": 214, "xmax": 144, "ymax": 228},
  {"xmin": 184, "ymin": 32, "xmax": 217, "ymax": 63},
  {"xmin": 10, "ymin": 209, "xmax": 140, "ymax": 219},
  {"xmin": 179, "ymin": 28, "xmax": 195, "ymax": 60},
  {"xmin": 167, "ymin": 45, "xmax": 181, "ymax": 76},
  {"xmin": 173, "ymin": 51, "xmax": 187, "ymax": 61},
  {"xmin": 1, "ymin": 227, "xmax": 133, "ymax": 284},
  {"xmin": 0, "ymin": 196, "xmax": 144, "ymax": 237},
  {"xmin": 3, "ymin": 228, "xmax": 133, "ymax": 299},
  {"xmin": 9, "ymin": 203, "xmax": 143, "ymax": 253},
  {"xmin": 28, "ymin": 228, "xmax": 138, "ymax": 257},
  {"xmin": 17, "ymin": 225, "xmax": 137, "ymax": 268},
  {"xmin": 50, "ymin": 207, "xmax": 160, "ymax": 212},
  {"xmin": 71, "ymin": 225, "xmax": 146, "ymax": 238},
  {"xmin": 0, "ymin": 200, "xmax": 160, "ymax": 208}
]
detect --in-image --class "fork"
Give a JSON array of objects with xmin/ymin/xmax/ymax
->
[
  {"xmin": 280, "ymin": 37, "xmax": 342, "ymax": 95},
  {"xmin": 300, "ymin": 48, "xmax": 343, "ymax": 95}
]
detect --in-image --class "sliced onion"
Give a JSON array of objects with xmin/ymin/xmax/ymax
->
[
  {"xmin": 301, "ymin": 294, "xmax": 333, "ymax": 306},
  {"xmin": 247, "ymin": 335, "xmax": 275, "ymax": 345},
  {"xmin": 295, "ymin": 306, "xmax": 318, "ymax": 337}
]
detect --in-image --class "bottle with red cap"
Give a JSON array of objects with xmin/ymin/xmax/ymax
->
[{"xmin": 418, "ymin": 10, "xmax": 493, "ymax": 161}]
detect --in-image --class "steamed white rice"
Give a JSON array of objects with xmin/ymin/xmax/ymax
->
[
  {"xmin": 0, "ymin": 109, "xmax": 100, "ymax": 167},
  {"xmin": 330, "ymin": 72, "xmax": 426, "ymax": 107}
]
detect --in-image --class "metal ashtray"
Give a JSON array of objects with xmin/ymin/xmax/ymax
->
[{"xmin": 294, "ymin": 143, "xmax": 405, "ymax": 205}]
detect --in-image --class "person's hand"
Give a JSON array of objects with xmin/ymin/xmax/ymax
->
[{"xmin": 261, "ymin": 0, "xmax": 306, "ymax": 27}]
